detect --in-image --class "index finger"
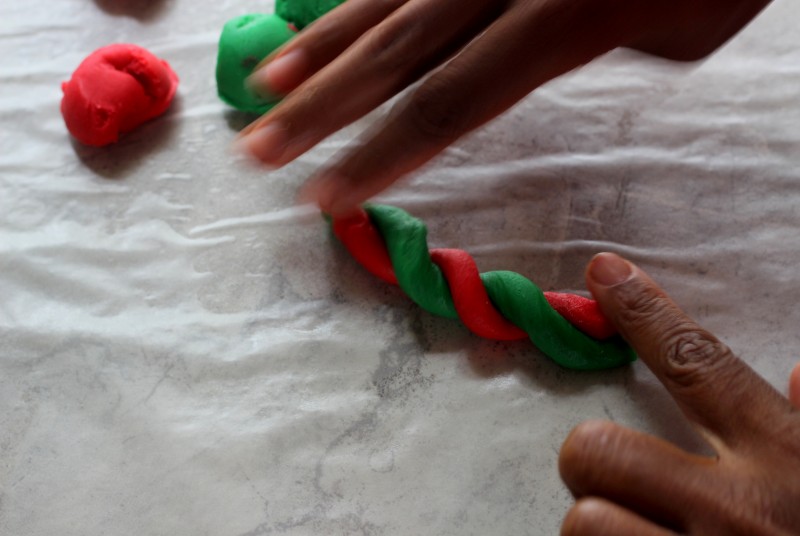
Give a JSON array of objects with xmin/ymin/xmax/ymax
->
[
  {"xmin": 238, "ymin": 0, "xmax": 498, "ymax": 169},
  {"xmin": 585, "ymin": 253, "xmax": 794, "ymax": 446},
  {"xmin": 304, "ymin": 0, "xmax": 650, "ymax": 215}
]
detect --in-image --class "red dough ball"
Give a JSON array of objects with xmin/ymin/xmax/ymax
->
[{"xmin": 61, "ymin": 44, "xmax": 179, "ymax": 147}]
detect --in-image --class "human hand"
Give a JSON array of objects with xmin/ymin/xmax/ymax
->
[
  {"xmin": 559, "ymin": 253, "xmax": 800, "ymax": 535},
  {"xmin": 238, "ymin": 0, "xmax": 770, "ymax": 216}
]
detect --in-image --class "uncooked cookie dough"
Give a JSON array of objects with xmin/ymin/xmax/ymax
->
[
  {"xmin": 331, "ymin": 205, "xmax": 636, "ymax": 370},
  {"xmin": 61, "ymin": 44, "xmax": 178, "ymax": 146},
  {"xmin": 216, "ymin": 13, "xmax": 297, "ymax": 114},
  {"xmin": 275, "ymin": 0, "xmax": 346, "ymax": 29}
]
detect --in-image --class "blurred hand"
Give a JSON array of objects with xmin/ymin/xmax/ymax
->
[
  {"xmin": 559, "ymin": 253, "xmax": 800, "ymax": 535},
  {"xmin": 238, "ymin": 0, "xmax": 770, "ymax": 215}
]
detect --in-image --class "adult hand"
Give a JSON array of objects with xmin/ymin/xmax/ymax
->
[
  {"xmin": 238, "ymin": 0, "xmax": 770, "ymax": 215},
  {"xmin": 559, "ymin": 253, "xmax": 800, "ymax": 535}
]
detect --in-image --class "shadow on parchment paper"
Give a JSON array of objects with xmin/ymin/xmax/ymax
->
[
  {"xmin": 624, "ymin": 370, "xmax": 713, "ymax": 456},
  {"xmin": 93, "ymin": 0, "xmax": 171, "ymax": 21},
  {"xmin": 71, "ymin": 96, "xmax": 182, "ymax": 179},
  {"xmin": 224, "ymin": 109, "xmax": 261, "ymax": 133},
  {"xmin": 478, "ymin": 341, "xmax": 710, "ymax": 455}
]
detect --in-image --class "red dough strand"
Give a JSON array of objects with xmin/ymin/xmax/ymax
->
[
  {"xmin": 333, "ymin": 211, "xmax": 398, "ymax": 284},
  {"xmin": 430, "ymin": 249, "xmax": 528, "ymax": 340},
  {"xmin": 334, "ymin": 208, "xmax": 618, "ymax": 341},
  {"xmin": 542, "ymin": 292, "xmax": 616, "ymax": 340}
]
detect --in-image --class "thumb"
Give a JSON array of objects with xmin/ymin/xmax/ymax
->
[{"xmin": 584, "ymin": 253, "xmax": 792, "ymax": 445}]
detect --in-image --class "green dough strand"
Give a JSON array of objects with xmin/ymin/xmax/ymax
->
[
  {"xmin": 216, "ymin": 13, "xmax": 297, "ymax": 114},
  {"xmin": 276, "ymin": 0, "xmax": 346, "ymax": 29},
  {"xmin": 368, "ymin": 205, "xmax": 459, "ymax": 319},
  {"xmin": 365, "ymin": 205, "xmax": 636, "ymax": 370},
  {"xmin": 480, "ymin": 272, "xmax": 634, "ymax": 370}
]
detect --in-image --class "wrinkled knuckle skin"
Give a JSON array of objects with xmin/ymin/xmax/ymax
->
[
  {"xmin": 612, "ymin": 278, "xmax": 670, "ymax": 334},
  {"xmin": 609, "ymin": 278, "xmax": 739, "ymax": 389},
  {"xmin": 660, "ymin": 329, "xmax": 731, "ymax": 388},
  {"xmin": 363, "ymin": 22, "xmax": 421, "ymax": 75},
  {"xmin": 695, "ymin": 478, "xmax": 789, "ymax": 536},
  {"xmin": 406, "ymin": 82, "xmax": 471, "ymax": 142},
  {"xmin": 305, "ymin": 17, "xmax": 342, "ymax": 48}
]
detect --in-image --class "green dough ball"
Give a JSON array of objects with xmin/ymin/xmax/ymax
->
[
  {"xmin": 275, "ymin": 0, "xmax": 346, "ymax": 29},
  {"xmin": 216, "ymin": 13, "xmax": 297, "ymax": 114}
]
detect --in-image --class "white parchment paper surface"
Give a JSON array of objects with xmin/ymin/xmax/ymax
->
[{"xmin": 2, "ymin": 1, "xmax": 800, "ymax": 534}]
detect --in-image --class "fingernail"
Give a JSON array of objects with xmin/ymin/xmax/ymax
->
[
  {"xmin": 588, "ymin": 253, "xmax": 633, "ymax": 287},
  {"xmin": 235, "ymin": 123, "xmax": 289, "ymax": 164},
  {"xmin": 245, "ymin": 69, "xmax": 281, "ymax": 102},
  {"xmin": 247, "ymin": 49, "xmax": 305, "ymax": 97}
]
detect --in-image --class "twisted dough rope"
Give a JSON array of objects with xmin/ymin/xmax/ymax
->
[{"xmin": 330, "ymin": 205, "xmax": 636, "ymax": 370}]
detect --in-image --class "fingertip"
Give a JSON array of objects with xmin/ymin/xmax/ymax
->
[
  {"xmin": 561, "ymin": 497, "xmax": 608, "ymax": 536},
  {"xmin": 300, "ymin": 172, "xmax": 363, "ymax": 217},
  {"xmin": 249, "ymin": 49, "xmax": 309, "ymax": 96},
  {"xmin": 585, "ymin": 253, "xmax": 642, "ymax": 318},
  {"xmin": 244, "ymin": 69, "xmax": 281, "ymax": 102},
  {"xmin": 235, "ymin": 122, "xmax": 289, "ymax": 165},
  {"xmin": 586, "ymin": 253, "xmax": 634, "ymax": 288},
  {"xmin": 562, "ymin": 497, "xmax": 675, "ymax": 536},
  {"xmin": 299, "ymin": 173, "xmax": 336, "ymax": 213},
  {"xmin": 296, "ymin": 178, "xmax": 320, "ymax": 207},
  {"xmin": 789, "ymin": 361, "xmax": 800, "ymax": 409},
  {"xmin": 559, "ymin": 420, "xmax": 618, "ymax": 489}
]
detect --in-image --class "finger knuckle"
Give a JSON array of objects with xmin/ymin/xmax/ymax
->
[
  {"xmin": 362, "ymin": 22, "xmax": 420, "ymax": 74},
  {"xmin": 303, "ymin": 16, "xmax": 340, "ymax": 46},
  {"xmin": 694, "ymin": 479, "xmax": 782, "ymax": 535},
  {"xmin": 613, "ymin": 280, "xmax": 669, "ymax": 331},
  {"xmin": 609, "ymin": 278, "xmax": 740, "ymax": 388},
  {"xmin": 660, "ymin": 328, "xmax": 732, "ymax": 388},
  {"xmin": 405, "ymin": 81, "xmax": 471, "ymax": 142}
]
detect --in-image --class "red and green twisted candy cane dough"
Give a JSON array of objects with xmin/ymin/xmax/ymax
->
[{"xmin": 330, "ymin": 205, "xmax": 636, "ymax": 370}]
